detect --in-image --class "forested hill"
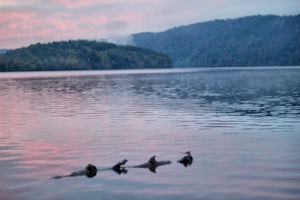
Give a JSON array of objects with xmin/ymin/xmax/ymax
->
[
  {"xmin": 132, "ymin": 15, "xmax": 300, "ymax": 67},
  {"xmin": 0, "ymin": 40, "xmax": 172, "ymax": 72},
  {"xmin": 0, "ymin": 49, "xmax": 8, "ymax": 54}
]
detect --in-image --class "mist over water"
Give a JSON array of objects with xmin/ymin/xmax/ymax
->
[{"xmin": 0, "ymin": 67, "xmax": 300, "ymax": 200}]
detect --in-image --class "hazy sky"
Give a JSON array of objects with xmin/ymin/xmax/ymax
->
[{"xmin": 1, "ymin": 0, "xmax": 300, "ymax": 48}]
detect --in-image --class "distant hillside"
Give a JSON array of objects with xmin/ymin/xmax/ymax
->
[
  {"xmin": 0, "ymin": 49, "xmax": 9, "ymax": 54},
  {"xmin": 132, "ymin": 15, "xmax": 300, "ymax": 67},
  {"xmin": 0, "ymin": 40, "xmax": 172, "ymax": 72}
]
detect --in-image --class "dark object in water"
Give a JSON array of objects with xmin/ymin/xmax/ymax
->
[
  {"xmin": 132, "ymin": 155, "xmax": 171, "ymax": 173},
  {"xmin": 52, "ymin": 155, "xmax": 174, "ymax": 179},
  {"xmin": 112, "ymin": 159, "xmax": 128, "ymax": 174},
  {"xmin": 85, "ymin": 164, "xmax": 98, "ymax": 178},
  {"xmin": 52, "ymin": 163, "xmax": 98, "ymax": 179},
  {"xmin": 52, "ymin": 160, "xmax": 128, "ymax": 179},
  {"xmin": 177, "ymin": 151, "xmax": 193, "ymax": 167}
]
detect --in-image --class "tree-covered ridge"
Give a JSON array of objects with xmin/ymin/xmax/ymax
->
[
  {"xmin": 133, "ymin": 15, "xmax": 300, "ymax": 67},
  {"xmin": 0, "ymin": 49, "xmax": 8, "ymax": 54},
  {"xmin": 0, "ymin": 40, "xmax": 172, "ymax": 71}
]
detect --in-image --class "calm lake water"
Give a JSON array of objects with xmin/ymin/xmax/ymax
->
[{"xmin": 0, "ymin": 67, "xmax": 300, "ymax": 200}]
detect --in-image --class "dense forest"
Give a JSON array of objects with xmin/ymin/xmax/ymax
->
[
  {"xmin": 0, "ymin": 49, "xmax": 8, "ymax": 54},
  {"xmin": 0, "ymin": 40, "xmax": 172, "ymax": 71},
  {"xmin": 132, "ymin": 15, "xmax": 300, "ymax": 67}
]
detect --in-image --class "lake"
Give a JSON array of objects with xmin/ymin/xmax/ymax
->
[{"xmin": 0, "ymin": 67, "xmax": 300, "ymax": 200}]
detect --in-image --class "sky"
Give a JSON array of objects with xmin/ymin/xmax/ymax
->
[{"xmin": 1, "ymin": 0, "xmax": 300, "ymax": 49}]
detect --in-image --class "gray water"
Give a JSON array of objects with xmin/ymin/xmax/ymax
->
[{"xmin": 0, "ymin": 67, "xmax": 300, "ymax": 200}]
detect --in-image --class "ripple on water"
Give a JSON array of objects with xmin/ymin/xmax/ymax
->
[{"xmin": 0, "ymin": 67, "xmax": 300, "ymax": 200}]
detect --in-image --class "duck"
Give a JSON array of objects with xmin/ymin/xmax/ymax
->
[
  {"xmin": 132, "ymin": 155, "xmax": 171, "ymax": 173},
  {"xmin": 85, "ymin": 163, "xmax": 98, "ymax": 177},
  {"xmin": 148, "ymin": 155, "xmax": 157, "ymax": 165},
  {"xmin": 112, "ymin": 159, "xmax": 128, "ymax": 169},
  {"xmin": 112, "ymin": 159, "xmax": 128, "ymax": 174},
  {"xmin": 177, "ymin": 151, "xmax": 193, "ymax": 167}
]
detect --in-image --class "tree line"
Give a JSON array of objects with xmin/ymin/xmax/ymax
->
[
  {"xmin": 0, "ymin": 40, "xmax": 173, "ymax": 72},
  {"xmin": 132, "ymin": 14, "xmax": 300, "ymax": 67}
]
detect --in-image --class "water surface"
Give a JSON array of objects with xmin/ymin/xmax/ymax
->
[{"xmin": 0, "ymin": 67, "xmax": 300, "ymax": 200}]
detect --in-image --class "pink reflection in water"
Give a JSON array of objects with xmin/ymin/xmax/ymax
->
[{"xmin": 0, "ymin": 69, "xmax": 300, "ymax": 200}]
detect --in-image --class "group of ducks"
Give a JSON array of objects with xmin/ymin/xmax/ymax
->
[{"xmin": 53, "ymin": 151, "xmax": 193, "ymax": 179}]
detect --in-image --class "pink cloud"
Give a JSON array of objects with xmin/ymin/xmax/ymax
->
[
  {"xmin": 51, "ymin": 0, "xmax": 111, "ymax": 9},
  {"xmin": 0, "ymin": 11, "xmax": 37, "ymax": 38},
  {"xmin": 1, "ymin": 0, "xmax": 299, "ymax": 48},
  {"xmin": 0, "ymin": 6, "xmax": 112, "ymax": 47}
]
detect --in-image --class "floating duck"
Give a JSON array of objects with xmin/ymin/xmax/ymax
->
[
  {"xmin": 132, "ymin": 155, "xmax": 171, "ymax": 173},
  {"xmin": 112, "ymin": 159, "xmax": 128, "ymax": 174},
  {"xmin": 84, "ymin": 163, "xmax": 98, "ymax": 177},
  {"xmin": 177, "ymin": 151, "xmax": 193, "ymax": 167}
]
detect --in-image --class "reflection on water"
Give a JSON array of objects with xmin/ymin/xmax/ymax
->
[
  {"xmin": 0, "ymin": 67, "xmax": 300, "ymax": 200},
  {"xmin": 53, "ymin": 155, "xmax": 175, "ymax": 179}
]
